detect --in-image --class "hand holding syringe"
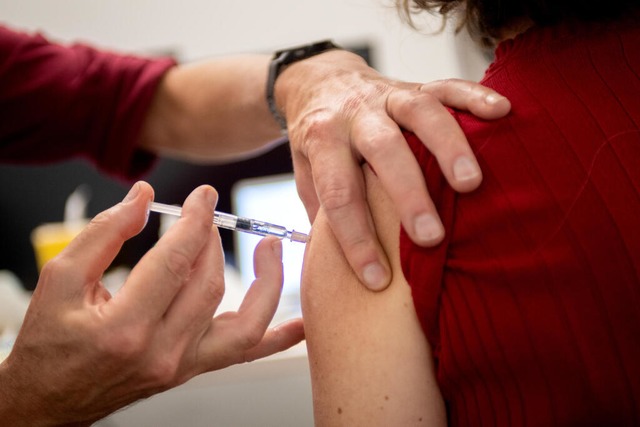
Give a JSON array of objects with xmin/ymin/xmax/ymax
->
[{"xmin": 149, "ymin": 202, "xmax": 309, "ymax": 243}]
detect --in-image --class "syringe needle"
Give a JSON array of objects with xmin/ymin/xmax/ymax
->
[{"xmin": 148, "ymin": 202, "xmax": 309, "ymax": 243}]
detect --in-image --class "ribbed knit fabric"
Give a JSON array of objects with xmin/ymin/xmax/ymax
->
[
  {"xmin": 0, "ymin": 25, "xmax": 176, "ymax": 180},
  {"xmin": 401, "ymin": 18, "xmax": 640, "ymax": 427}
]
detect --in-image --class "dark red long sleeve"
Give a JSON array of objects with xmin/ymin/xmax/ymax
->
[{"xmin": 0, "ymin": 25, "xmax": 176, "ymax": 180}]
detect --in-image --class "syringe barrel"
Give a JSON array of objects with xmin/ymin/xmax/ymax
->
[
  {"xmin": 246, "ymin": 219, "xmax": 288, "ymax": 239},
  {"xmin": 213, "ymin": 211, "xmax": 238, "ymax": 230},
  {"xmin": 150, "ymin": 202, "xmax": 307, "ymax": 243},
  {"xmin": 214, "ymin": 212, "xmax": 288, "ymax": 239}
]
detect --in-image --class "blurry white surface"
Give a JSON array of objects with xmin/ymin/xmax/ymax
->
[
  {"xmin": 0, "ymin": 328, "xmax": 17, "ymax": 363},
  {"xmin": 98, "ymin": 342, "xmax": 311, "ymax": 427},
  {"xmin": 0, "ymin": 270, "xmax": 30, "ymax": 331},
  {"xmin": 0, "ymin": 270, "xmax": 30, "ymax": 363},
  {"xmin": 452, "ymin": 30, "xmax": 493, "ymax": 81}
]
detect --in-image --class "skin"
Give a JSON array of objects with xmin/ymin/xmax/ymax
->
[
  {"xmin": 0, "ymin": 182, "xmax": 304, "ymax": 426},
  {"xmin": 301, "ymin": 164, "xmax": 446, "ymax": 426},
  {"xmin": 138, "ymin": 49, "xmax": 511, "ymax": 291}
]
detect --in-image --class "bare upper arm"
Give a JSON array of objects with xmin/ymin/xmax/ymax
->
[{"xmin": 301, "ymin": 165, "xmax": 445, "ymax": 426}]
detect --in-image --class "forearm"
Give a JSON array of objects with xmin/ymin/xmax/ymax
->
[
  {"xmin": 0, "ymin": 362, "xmax": 23, "ymax": 425},
  {"xmin": 0, "ymin": 360, "xmax": 52, "ymax": 427},
  {"xmin": 137, "ymin": 47, "xmax": 375, "ymax": 164},
  {"xmin": 138, "ymin": 54, "xmax": 283, "ymax": 162}
]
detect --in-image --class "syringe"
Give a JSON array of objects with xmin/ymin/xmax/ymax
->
[{"xmin": 149, "ymin": 202, "xmax": 309, "ymax": 244}]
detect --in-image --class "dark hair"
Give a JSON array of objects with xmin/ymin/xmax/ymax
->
[{"xmin": 396, "ymin": 0, "xmax": 639, "ymax": 46}]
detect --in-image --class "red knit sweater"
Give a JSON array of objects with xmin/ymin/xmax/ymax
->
[
  {"xmin": 0, "ymin": 25, "xmax": 175, "ymax": 179},
  {"xmin": 401, "ymin": 18, "xmax": 640, "ymax": 427}
]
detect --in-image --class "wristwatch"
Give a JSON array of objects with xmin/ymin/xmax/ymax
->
[{"xmin": 266, "ymin": 40, "xmax": 341, "ymax": 132}]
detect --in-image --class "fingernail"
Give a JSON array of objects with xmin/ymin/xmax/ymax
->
[
  {"xmin": 485, "ymin": 93, "xmax": 506, "ymax": 105},
  {"xmin": 362, "ymin": 262, "xmax": 388, "ymax": 291},
  {"xmin": 453, "ymin": 156, "xmax": 480, "ymax": 182},
  {"xmin": 144, "ymin": 200, "xmax": 151, "ymax": 228},
  {"xmin": 122, "ymin": 182, "xmax": 140, "ymax": 203},
  {"xmin": 271, "ymin": 239, "xmax": 283, "ymax": 259},
  {"xmin": 204, "ymin": 186, "xmax": 217, "ymax": 208},
  {"xmin": 414, "ymin": 213, "xmax": 444, "ymax": 244}
]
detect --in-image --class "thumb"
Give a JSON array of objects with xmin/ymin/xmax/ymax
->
[{"xmin": 55, "ymin": 181, "xmax": 154, "ymax": 284}]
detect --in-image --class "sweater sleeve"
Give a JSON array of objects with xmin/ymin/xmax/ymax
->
[{"xmin": 0, "ymin": 25, "xmax": 177, "ymax": 180}]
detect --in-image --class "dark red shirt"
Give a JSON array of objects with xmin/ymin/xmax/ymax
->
[
  {"xmin": 401, "ymin": 19, "xmax": 640, "ymax": 426},
  {"xmin": 0, "ymin": 25, "xmax": 176, "ymax": 180}
]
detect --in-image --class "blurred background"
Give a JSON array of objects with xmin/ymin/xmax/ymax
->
[
  {"xmin": 0, "ymin": 0, "xmax": 491, "ymax": 290},
  {"xmin": 0, "ymin": 1, "xmax": 490, "ymax": 425}
]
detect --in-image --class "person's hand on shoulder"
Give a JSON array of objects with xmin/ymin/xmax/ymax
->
[
  {"xmin": 276, "ymin": 48, "xmax": 511, "ymax": 291},
  {"xmin": 0, "ymin": 182, "xmax": 303, "ymax": 426}
]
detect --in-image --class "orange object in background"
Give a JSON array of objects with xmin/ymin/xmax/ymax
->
[{"xmin": 30, "ymin": 221, "xmax": 87, "ymax": 271}]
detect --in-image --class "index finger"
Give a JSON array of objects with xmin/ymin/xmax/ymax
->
[
  {"xmin": 377, "ymin": 82, "xmax": 507, "ymax": 247},
  {"xmin": 113, "ymin": 185, "xmax": 218, "ymax": 321},
  {"xmin": 307, "ymin": 134, "xmax": 392, "ymax": 291},
  {"xmin": 420, "ymin": 78, "xmax": 511, "ymax": 120},
  {"xmin": 401, "ymin": 79, "xmax": 510, "ymax": 193},
  {"xmin": 351, "ymin": 113, "xmax": 445, "ymax": 248}
]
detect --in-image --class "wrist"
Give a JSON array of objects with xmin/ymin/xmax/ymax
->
[
  {"xmin": 274, "ymin": 49, "xmax": 368, "ymax": 130},
  {"xmin": 0, "ymin": 360, "xmax": 39, "ymax": 426},
  {"xmin": 0, "ymin": 357, "xmax": 69, "ymax": 427},
  {"xmin": 266, "ymin": 40, "xmax": 342, "ymax": 132}
]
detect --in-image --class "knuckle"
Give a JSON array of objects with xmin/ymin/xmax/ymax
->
[
  {"xmin": 202, "ymin": 272, "xmax": 226, "ymax": 306},
  {"xmin": 396, "ymin": 91, "xmax": 439, "ymax": 117},
  {"xmin": 39, "ymin": 256, "xmax": 98, "ymax": 290},
  {"xmin": 144, "ymin": 355, "xmax": 180, "ymax": 387},
  {"xmin": 237, "ymin": 322, "xmax": 266, "ymax": 350},
  {"xmin": 320, "ymin": 183, "xmax": 356, "ymax": 213},
  {"xmin": 162, "ymin": 247, "xmax": 193, "ymax": 283},
  {"xmin": 84, "ymin": 209, "xmax": 125, "ymax": 240},
  {"xmin": 39, "ymin": 256, "xmax": 72, "ymax": 282},
  {"xmin": 95, "ymin": 325, "xmax": 148, "ymax": 362},
  {"xmin": 193, "ymin": 214, "xmax": 214, "ymax": 235},
  {"xmin": 341, "ymin": 91, "xmax": 374, "ymax": 116},
  {"xmin": 342, "ymin": 231, "xmax": 371, "ymax": 254},
  {"xmin": 298, "ymin": 110, "xmax": 340, "ymax": 145},
  {"xmin": 88, "ymin": 208, "xmax": 113, "ymax": 227},
  {"xmin": 357, "ymin": 129, "xmax": 395, "ymax": 156},
  {"xmin": 81, "ymin": 208, "xmax": 131, "ymax": 244},
  {"xmin": 421, "ymin": 78, "xmax": 446, "ymax": 92}
]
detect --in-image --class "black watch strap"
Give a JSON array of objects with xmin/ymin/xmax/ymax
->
[{"xmin": 266, "ymin": 40, "xmax": 341, "ymax": 132}]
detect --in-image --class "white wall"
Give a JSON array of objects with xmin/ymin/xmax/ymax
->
[{"xmin": 0, "ymin": 0, "xmax": 488, "ymax": 82}]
